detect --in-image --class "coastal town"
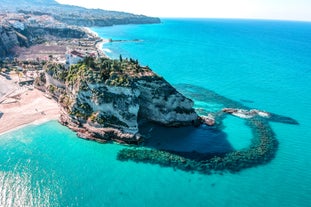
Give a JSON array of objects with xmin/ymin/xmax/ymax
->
[
  {"xmin": 0, "ymin": 9, "xmax": 217, "ymax": 137},
  {"xmin": 0, "ymin": 11, "xmax": 106, "ymax": 134},
  {"xmin": 0, "ymin": 0, "xmax": 160, "ymax": 136}
]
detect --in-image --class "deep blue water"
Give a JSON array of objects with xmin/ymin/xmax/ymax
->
[{"xmin": 1, "ymin": 19, "xmax": 311, "ymax": 206}]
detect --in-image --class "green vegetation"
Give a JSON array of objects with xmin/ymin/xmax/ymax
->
[
  {"xmin": 95, "ymin": 113, "xmax": 129, "ymax": 128},
  {"xmin": 59, "ymin": 94, "xmax": 72, "ymax": 110},
  {"xmin": 70, "ymin": 100, "xmax": 93, "ymax": 119},
  {"xmin": 45, "ymin": 63, "xmax": 67, "ymax": 81},
  {"xmin": 47, "ymin": 84, "xmax": 56, "ymax": 93},
  {"xmin": 43, "ymin": 57, "xmax": 163, "ymax": 127},
  {"xmin": 49, "ymin": 57, "xmax": 161, "ymax": 87}
]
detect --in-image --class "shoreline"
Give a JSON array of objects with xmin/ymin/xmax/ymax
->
[
  {"xmin": 86, "ymin": 27, "xmax": 112, "ymax": 58},
  {"xmin": 0, "ymin": 88, "xmax": 60, "ymax": 136},
  {"xmin": 0, "ymin": 27, "xmax": 108, "ymax": 137},
  {"xmin": 0, "ymin": 117, "xmax": 58, "ymax": 136}
]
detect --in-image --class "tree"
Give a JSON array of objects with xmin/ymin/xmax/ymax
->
[
  {"xmin": 119, "ymin": 54, "xmax": 123, "ymax": 62},
  {"xmin": 84, "ymin": 56, "xmax": 95, "ymax": 68}
]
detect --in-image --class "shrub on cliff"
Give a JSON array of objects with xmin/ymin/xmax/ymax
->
[{"xmin": 47, "ymin": 57, "xmax": 161, "ymax": 87}]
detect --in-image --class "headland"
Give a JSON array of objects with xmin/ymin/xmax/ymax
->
[{"xmin": 0, "ymin": 6, "xmax": 299, "ymax": 175}]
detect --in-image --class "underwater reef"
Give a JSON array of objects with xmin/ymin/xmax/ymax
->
[{"xmin": 117, "ymin": 84, "xmax": 298, "ymax": 174}]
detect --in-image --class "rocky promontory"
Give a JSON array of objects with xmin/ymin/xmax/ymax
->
[{"xmin": 38, "ymin": 57, "xmax": 199, "ymax": 143}]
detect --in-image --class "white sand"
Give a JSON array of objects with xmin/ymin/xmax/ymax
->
[
  {"xmin": 0, "ymin": 88, "xmax": 60, "ymax": 135},
  {"xmin": 0, "ymin": 76, "xmax": 17, "ymax": 98}
]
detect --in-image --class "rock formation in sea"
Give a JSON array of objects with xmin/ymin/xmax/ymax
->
[
  {"xmin": 116, "ymin": 84, "xmax": 299, "ymax": 174},
  {"xmin": 37, "ymin": 57, "xmax": 199, "ymax": 143}
]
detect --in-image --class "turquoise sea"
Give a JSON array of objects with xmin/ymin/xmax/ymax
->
[{"xmin": 1, "ymin": 19, "xmax": 311, "ymax": 206}]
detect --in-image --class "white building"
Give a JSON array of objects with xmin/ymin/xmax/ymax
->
[{"xmin": 66, "ymin": 50, "xmax": 85, "ymax": 66}]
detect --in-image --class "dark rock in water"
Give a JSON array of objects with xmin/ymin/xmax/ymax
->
[
  {"xmin": 118, "ymin": 117, "xmax": 279, "ymax": 174},
  {"xmin": 222, "ymin": 108, "xmax": 238, "ymax": 114},
  {"xmin": 200, "ymin": 115, "xmax": 215, "ymax": 126},
  {"xmin": 176, "ymin": 84, "xmax": 299, "ymax": 126},
  {"xmin": 222, "ymin": 107, "xmax": 299, "ymax": 125},
  {"xmin": 138, "ymin": 122, "xmax": 233, "ymax": 154},
  {"xmin": 240, "ymin": 99, "xmax": 254, "ymax": 103},
  {"xmin": 222, "ymin": 108, "xmax": 270, "ymax": 119},
  {"xmin": 268, "ymin": 113, "xmax": 299, "ymax": 125},
  {"xmin": 117, "ymin": 84, "xmax": 293, "ymax": 174}
]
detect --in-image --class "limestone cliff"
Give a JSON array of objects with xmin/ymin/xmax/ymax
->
[
  {"xmin": 0, "ymin": 23, "xmax": 87, "ymax": 58},
  {"xmin": 0, "ymin": 25, "xmax": 29, "ymax": 57},
  {"xmin": 42, "ymin": 58, "xmax": 198, "ymax": 143}
]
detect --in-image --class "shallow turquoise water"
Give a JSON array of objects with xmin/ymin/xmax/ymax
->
[{"xmin": 1, "ymin": 19, "xmax": 311, "ymax": 206}]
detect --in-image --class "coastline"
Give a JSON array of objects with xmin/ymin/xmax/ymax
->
[
  {"xmin": 86, "ymin": 27, "xmax": 112, "ymax": 58},
  {"xmin": 95, "ymin": 39, "xmax": 109, "ymax": 57},
  {"xmin": 0, "ymin": 27, "xmax": 108, "ymax": 137},
  {"xmin": 0, "ymin": 88, "xmax": 60, "ymax": 136},
  {"xmin": 0, "ymin": 117, "xmax": 58, "ymax": 136},
  {"xmin": 83, "ymin": 27, "xmax": 107, "ymax": 57}
]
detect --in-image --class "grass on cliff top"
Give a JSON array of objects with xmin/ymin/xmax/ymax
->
[{"xmin": 47, "ymin": 56, "xmax": 162, "ymax": 87}]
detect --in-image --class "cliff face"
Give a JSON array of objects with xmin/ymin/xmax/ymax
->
[
  {"xmin": 43, "ymin": 58, "xmax": 198, "ymax": 143},
  {"xmin": 27, "ymin": 26, "xmax": 86, "ymax": 39},
  {"xmin": 0, "ymin": 25, "xmax": 29, "ymax": 57},
  {"xmin": 136, "ymin": 79, "xmax": 197, "ymax": 126},
  {"xmin": 0, "ymin": 23, "xmax": 87, "ymax": 58},
  {"xmin": 67, "ymin": 83, "xmax": 140, "ymax": 134},
  {"xmin": 52, "ymin": 17, "xmax": 160, "ymax": 27},
  {"xmin": 3, "ymin": 0, "xmax": 160, "ymax": 26},
  {"xmin": 1, "ymin": 1, "xmax": 160, "ymax": 57}
]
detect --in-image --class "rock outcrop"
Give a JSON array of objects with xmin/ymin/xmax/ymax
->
[
  {"xmin": 0, "ymin": 25, "xmax": 28, "ymax": 57},
  {"xmin": 42, "ymin": 58, "xmax": 199, "ymax": 143},
  {"xmin": 136, "ymin": 79, "xmax": 198, "ymax": 126}
]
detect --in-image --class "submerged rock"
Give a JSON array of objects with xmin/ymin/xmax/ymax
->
[
  {"xmin": 38, "ymin": 60, "xmax": 298, "ymax": 174},
  {"xmin": 222, "ymin": 107, "xmax": 299, "ymax": 125},
  {"xmin": 117, "ymin": 84, "xmax": 299, "ymax": 174},
  {"xmin": 199, "ymin": 114, "xmax": 215, "ymax": 126},
  {"xmin": 118, "ymin": 116, "xmax": 279, "ymax": 174},
  {"xmin": 222, "ymin": 108, "xmax": 270, "ymax": 119}
]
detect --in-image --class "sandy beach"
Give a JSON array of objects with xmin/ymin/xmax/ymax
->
[
  {"xmin": 0, "ymin": 27, "xmax": 108, "ymax": 136},
  {"xmin": 0, "ymin": 86, "xmax": 60, "ymax": 135}
]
